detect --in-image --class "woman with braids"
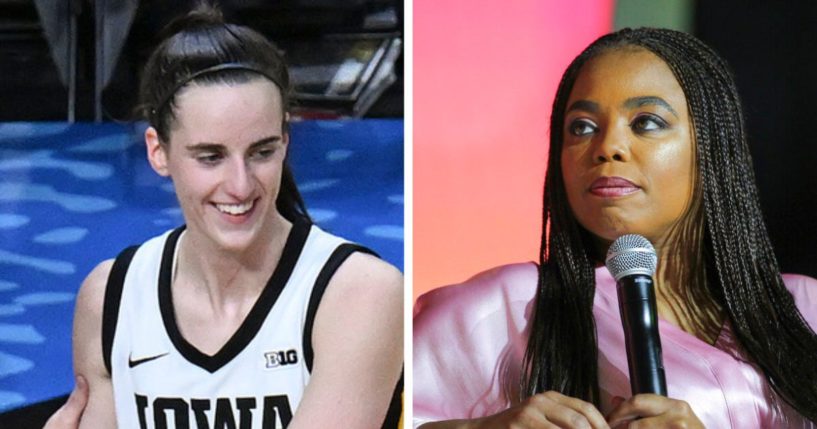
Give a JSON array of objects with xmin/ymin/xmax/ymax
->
[
  {"xmin": 45, "ymin": 4, "xmax": 403, "ymax": 429},
  {"xmin": 413, "ymin": 27, "xmax": 817, "ymax": 428}
]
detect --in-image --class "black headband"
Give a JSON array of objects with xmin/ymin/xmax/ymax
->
[{"xmin": 151, "ymin": 62, "xmax": 284, "ymax": 119}]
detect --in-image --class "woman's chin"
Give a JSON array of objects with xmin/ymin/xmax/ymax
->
[{"xmin": 202, "ymin": 227, "xmax": 261, "ymax": 254}]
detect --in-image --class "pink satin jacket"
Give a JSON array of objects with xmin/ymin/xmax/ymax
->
[{"xmin": 413, "ymin": 263, "xmax": 817, "ymax": 428}]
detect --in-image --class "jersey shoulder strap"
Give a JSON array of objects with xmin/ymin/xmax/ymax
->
[
  {"xmin": 302, "ymin": 243, "xmax": 378, "ymax": 372},
  {"xmin": 101, "ymin": 244, "xmax": 140, "ymax": 375},
  {"xmin": 299, "ymin": 243, "xmax": 403, "ymax": 428}
]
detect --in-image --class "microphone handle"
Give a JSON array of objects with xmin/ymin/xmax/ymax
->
[{"xmin": 616, "ymin": 274, "xmax": 667, "ymax": 396}]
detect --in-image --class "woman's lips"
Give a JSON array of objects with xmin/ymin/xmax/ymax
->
[
  {"xmin": 213, "ymin": 198, "xmax": 258, "ymax": 224},
  {"xmin": 589, "ymin": 176, "xmax": 640, "ymax": 197}
]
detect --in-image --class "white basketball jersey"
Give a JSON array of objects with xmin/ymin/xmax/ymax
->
[{"xmin": 103, "ymin": 220, "xmax": 366, "ymax": 429}]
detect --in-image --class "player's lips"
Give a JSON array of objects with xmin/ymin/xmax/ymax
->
[
  {"xmin": 214, "ymin": 199, "xmax": 255, "ymax": 216},
  {"xmin": 589, "ymin": 176, "xmax": 640, "ymax": 197}
]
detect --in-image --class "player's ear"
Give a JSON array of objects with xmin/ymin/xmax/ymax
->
[{"xmin": 145, "ymin": 127, "xmax": 170, "ymax": 177}]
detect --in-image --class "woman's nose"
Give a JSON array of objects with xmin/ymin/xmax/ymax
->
[
  {"xmin": 592, "ymin": 125, "xmax": 630, "ymax": 163},
  {"xmin": 223, "ymin": 159, "xmax": 253, "ymax": 199}
]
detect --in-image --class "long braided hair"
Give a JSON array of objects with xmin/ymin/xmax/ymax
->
[{"xmin": 522, "ymin": 27, "xmax": 817, "ymax": 421}]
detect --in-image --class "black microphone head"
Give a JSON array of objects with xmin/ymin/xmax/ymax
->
[{"xmin": 605, "ymin": 234, "xmax": 658, "ymax": 281}]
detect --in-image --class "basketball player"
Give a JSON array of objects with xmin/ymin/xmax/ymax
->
[{"xmin": 46, "ymin": 5, "xmax": 403, "ymax": 428}]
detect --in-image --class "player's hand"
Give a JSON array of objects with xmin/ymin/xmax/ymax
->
[
  {"xmin": 472, "ymin": 391, "xmax": 610, "ymax": 429},
  {"xmin": 606, "ymin": 394, "xmax": 703, "ymax": 429},
  {"xmin": 43, "ymin": 375, "xmax": 88, "ymax": 429}
]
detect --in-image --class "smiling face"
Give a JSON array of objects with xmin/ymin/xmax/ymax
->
[
  {"xmin": 561, "ymin": 48, "xmax": 695, "ymax": 253},
  {"xmin": 145, "ymin": 78, "xmax": 288, "ymax": 253}
]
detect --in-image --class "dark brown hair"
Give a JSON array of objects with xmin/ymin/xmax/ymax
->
[{"xmin": 139, "ymin": 3, "xmax": 309, "ymax": 222}]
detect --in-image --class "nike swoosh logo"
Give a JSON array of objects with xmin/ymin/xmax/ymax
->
[{"xmin": 128, "ymin": 352, "xmax": 169, "ymax": 368}]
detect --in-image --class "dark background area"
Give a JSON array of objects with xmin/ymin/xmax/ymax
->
[
  {"xmin": 696, "ymin": 0, "xmax": 817, "ymax": 280},
  {"xmin": 0, "ymin": 0, "xmax": 403, "ymax": 122}
]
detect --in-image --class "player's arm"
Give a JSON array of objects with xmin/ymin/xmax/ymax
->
[
  {"xmin": 43, "ymin": 375, "xmax": 88, "ymax": 429},
  {"xmin": 288, "ymin": 253, "xmax": 403, "ymax": 428},
  {"xmin": 73, "ymin": 260, "xmax": 118, "ymax": 428}
]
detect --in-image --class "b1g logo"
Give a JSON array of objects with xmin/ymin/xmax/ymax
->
[{"xmin": 265, "ymin": 349, "xmax": 298, "ymax": 368}]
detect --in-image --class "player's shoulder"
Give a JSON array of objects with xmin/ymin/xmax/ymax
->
[
  {"xmin": 310, "ymin": 250, "xmax": 402, "ymax": 363},
  {"xmin": 308, "ymin": 225, "xmax": 398, "ymax": 275},
  {"xmin": 73, "ymin": 259, "xmax": 116, "ymax": 376},
  {"xmin": 307, "ymin": 224, "xmax": 402, "ymax": 292},
  {"xmin": 327, "ymin": 251, "xmax": 402, "ymax": 299},
  {"xmin": 76, "ymin": 259, "xmax": 115, "ymax": 314},
  {"xmin": 308, "ymin": 244, "xmax": 403, "ymax": 346}
]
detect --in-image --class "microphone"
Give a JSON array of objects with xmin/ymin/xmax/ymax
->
[{"xmin": 605, "ymin": 234, "xmax": 667, "ymax": 396}]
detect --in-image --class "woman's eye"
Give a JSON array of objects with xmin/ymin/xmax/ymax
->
[
  {"xmin": 568, "ymin": 119, "xmax": 597, "ymax": 136},
  {"xmin": 631, "ymin": 114, "xmax": 668, "ymax": 132},
  {"xmin": 250, "ymin": 148, "xmax": 275, "ymax": 161},
  {"xmin": 197, "ymin": 153, "xmax": 222, "ymax": 165}
]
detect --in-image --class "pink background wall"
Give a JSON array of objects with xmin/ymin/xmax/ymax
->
[{"xmin": 413, "ymin": 1, "xmax": 614, "ymax": 301}]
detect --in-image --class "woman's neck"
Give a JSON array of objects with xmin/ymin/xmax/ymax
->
[{"xmin": 175, "ymin": 215, "xmax": 293, "ymax": 300}]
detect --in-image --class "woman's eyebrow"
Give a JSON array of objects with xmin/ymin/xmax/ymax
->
[
  {"xmin": 248, "ymin": 136, "xmax": 281, "ymax": 149},
  {"xmin": 185, "ymin": 136, "xmax": 281, "ymax": 152},
  {"xmin": 186, "ymin": 142, "xmax": 223, "ymax": 152},
  {"xmin": 566, "ymin": 99, "xmax": 600, "ymax": 114},
  {"xmin": 624, "ymin": 96, "xmax": 679, "ymax": 118}
]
